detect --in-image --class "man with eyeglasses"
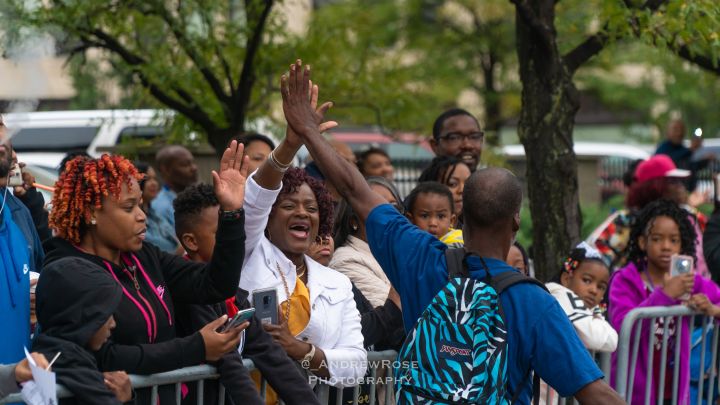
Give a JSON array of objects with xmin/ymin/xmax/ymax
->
[{"xmin": 428, "ymin": 108, "xmax": 484, "ymax": 171}]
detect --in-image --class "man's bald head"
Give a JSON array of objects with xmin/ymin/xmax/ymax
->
[
  {"xmin": 155, "ymin": 145, "xmax": 198, "ymax": 191},
  {"xmin": 463, "ymin": 167, "xmax": 522, "ymax": 229}
]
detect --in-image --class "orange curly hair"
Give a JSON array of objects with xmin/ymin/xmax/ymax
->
[{"xmin": 49, "ymin": 154, "xmax": 142, "ymax": 244}]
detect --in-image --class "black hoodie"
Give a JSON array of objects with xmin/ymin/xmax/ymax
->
[
  {"xmin": 42, "ymin": 212, "xmax": 246, "ymax": 404},
  {"xmin": 33, "ymin": 256, "xmax": 125, "ymax": 405}
]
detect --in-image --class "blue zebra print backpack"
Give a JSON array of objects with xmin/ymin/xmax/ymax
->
[{"xmin": 395, "ymin": 248, "xmax": 546, "ymax": 404}]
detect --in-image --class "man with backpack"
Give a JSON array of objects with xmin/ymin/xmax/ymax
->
[{"xmin": 279, "ymin": 60, "xmax": 625, "ymax": 404}]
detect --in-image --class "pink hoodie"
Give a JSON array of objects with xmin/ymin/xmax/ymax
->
[{"xmin": 609, "ymin": 261, "xmax": 720, "ymax": 405}]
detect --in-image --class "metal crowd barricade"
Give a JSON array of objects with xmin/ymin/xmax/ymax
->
[
  {"xmin": 0, "ymin": 350, "xmax": 399, "ymax": 405},
  {"xmin": 614, "ymin": 305, "xmax": 720, "ymax": 405}
]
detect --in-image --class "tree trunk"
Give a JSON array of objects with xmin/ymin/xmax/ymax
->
[
  {"xmin": 206, "ymin": 123, "xmax": 246, "ymax": 158},
  {"xmin": 481, "ymin": 51, "xmax": 503, "ymax": 145},
  {"xmin": 514, "ymin": 1, "xmax": 582, "ymax": 282}
]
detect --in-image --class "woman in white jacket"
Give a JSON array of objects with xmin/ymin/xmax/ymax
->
[{"xmin": 239, "ymin": 124, "xmax": 366, "ymax": 391}]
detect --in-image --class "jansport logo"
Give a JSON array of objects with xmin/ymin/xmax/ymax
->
[
  {"xmin": 440, "ymin": 345, "xmax": 471, "ymax": 357},
  {"xmin": 438, "ymin": 340, "xmax": 472, "ymax": 362}
]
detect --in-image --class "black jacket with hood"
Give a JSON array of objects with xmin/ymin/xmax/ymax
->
[
  {"xmin": 33, "ymin": 256, "xmax": 127, "ymax": 405},
  {"xmin": 42, "ymin": 211, "xmax": 246, "ymax": 404}
]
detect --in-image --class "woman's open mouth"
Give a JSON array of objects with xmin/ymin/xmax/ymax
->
[{"xmin": 289, "ymin": 223, "xmax": 310, "ymax": 239}]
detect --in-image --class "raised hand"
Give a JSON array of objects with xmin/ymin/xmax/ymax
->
[
  {"xmin": 212, "ymin": 140, "xmax": 249, "ymax": 211},
  {"xmin": 285, "ymin": 78, "xmax": 338, "ymax": 148},
  {"xmin": 281, "ymin": 59, "xmax": 336, "ymax": 139}
]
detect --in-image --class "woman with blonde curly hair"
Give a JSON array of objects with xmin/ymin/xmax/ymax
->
[{"xmin": 42, "ymin": 143, "xmax": 250, "ymax": 404}]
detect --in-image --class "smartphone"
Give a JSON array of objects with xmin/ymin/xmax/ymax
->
[
  {"xmin": 670, "ymin": 254, "xmax": 694, "ymax": 277},
  {"xmin": 220, "ymin": 307, "xmax": 255, "ymax": 332},
  {"xmin": 253, "ymin": 287, "xmax": 279, "ymax": 325},
  {"xmin": 7, "ymin": 164, "xmax": 23, "ymax": 187}
]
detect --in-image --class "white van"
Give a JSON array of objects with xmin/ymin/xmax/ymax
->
[{"xmin": 4, "ymin": 109, "xmax": 173, "ymax": 172}]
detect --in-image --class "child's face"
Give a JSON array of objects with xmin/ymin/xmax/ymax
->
[
  {"xmin": 87, "ymin": 315, "xmax": 116, "ymax": 351},
  {"xmin": 639, "ymin": 215, "xmax": 681, "ymax": 272},
  {"xmin": 407, "ymin": 192, "xmax": 456, "ymax": 238},
  {"xmin": 182, "ymin": 206, "xmax": 219, "ymax": 262},
  {"xmin": 561, "ymin": 261, "xmax": 609, "ymax": 309},
  {"xmin": 506, "ymin": 245, "xmax": 527, "ymax": 275},
  {"xmin": 308, "ymin": 235, "xmax": 335, "ymax": 267}
]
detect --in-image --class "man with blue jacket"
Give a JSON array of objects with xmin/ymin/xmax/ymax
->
[{"xmin": 0, "ymin": 114, "xmax": 44, "ymax": 365}]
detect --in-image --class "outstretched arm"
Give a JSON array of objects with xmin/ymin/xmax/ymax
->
[{"xmin": 280, "ymin": 60, "xmax": 385, "ymax": 222}]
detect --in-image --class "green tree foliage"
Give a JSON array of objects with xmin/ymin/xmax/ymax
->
[
  {"xmin": 5, "ymin": 0, "xmax": 291, "ymax": 154},
  {"xmin": 510, "ymin": 0, "xmax": 720, "ymax": 280}
]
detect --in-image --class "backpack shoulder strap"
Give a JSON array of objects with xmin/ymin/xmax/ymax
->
[
  {"xmin": 445, "ymin": 247, "xmax": 468, "ymax": 278},
  {"xmin": 490, "ymin": 270, "xmax": 548, "ymax": 295}
]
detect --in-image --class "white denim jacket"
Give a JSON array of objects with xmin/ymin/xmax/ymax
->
[{"xmin": 239, "ymin": 174, "xmax": 367, "ymax": 387}]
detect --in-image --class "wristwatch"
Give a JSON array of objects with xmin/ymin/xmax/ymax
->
[
  {"xmin": 219, "ymin": 208, "xmax": 244, "ymax": 221},
  {"xmin": 302, "ymin": 344, "xmax": 316, "ymax": 364}
]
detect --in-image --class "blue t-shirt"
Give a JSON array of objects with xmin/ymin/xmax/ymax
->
[
  {"xmin": 151, "ymin": 186, "xmax": 177, "ymax": 227},
  {"xmin": 365, "ymin": 204, "xmax": 603, "ymax": 403}
]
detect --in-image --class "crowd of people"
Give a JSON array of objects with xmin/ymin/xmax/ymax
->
[{"xmin": 1, "ymin": 60, "xmax": 719, "ymax": 404}]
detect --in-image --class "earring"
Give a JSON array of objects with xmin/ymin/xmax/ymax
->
[
  {"xmin": 91, "ymin": 218, "xmax": 97, "ymax": 225},
  {"xmin": 351, "ymin": 224, "xmax": 358, "ymax": 231}
]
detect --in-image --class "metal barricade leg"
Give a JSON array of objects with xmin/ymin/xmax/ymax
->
[
  {"xmin": 698, "ymin": 317, "xmax": 710, "ymax": 405},
  {"xmin": 672, "ymin": 315, "xmax": 683, "ymax": 405},
  {"xmin": 369, "ymin": 366, "xmax": 377, "ymax": 405},
  {"xmin": 644, "ymin": 317, "xmax": 656, "ymax": 405},
  {"xmin": 706, "ymin": 320, "xmax": 720, "ymax": 405},
  {"xmin": 196, "ymin": 380, "xmax": 203, "ymax": 405},
  {"xmin": 627, "ymin": 321, "xmax": 644, "ymax": 401},
  {"xmin": 657, "ymin": 316, "xmax": 671, "ymax": 405}
]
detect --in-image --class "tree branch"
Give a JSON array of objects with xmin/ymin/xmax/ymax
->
[
  {"xmin": 86, "ymin": 29, "xmax": 220, "ymax": 134},
  {"xmin": 234, "ymin": 0, "xmax": 274, "ymax": 128},
  {"xmin": 199, "ymin": 6, "xmax": 235, "ymax": 97},
  {"xmin": 562, "ymin": 0, "xmax": 669, "ymax": 74},
  {"xmin": 150, "ymin": 2, "xmax": 232, "ymax": 106},
  {"xmin": 675, "ymin": 45, "xmax": 720, "ymax": 75},
  {"xmin": 509, "ymin": 0, "xmax": 554, "ymax": 51},
  {"xmin": 562, "ymin": 30, "xmax": 609, "ymax": 73}
]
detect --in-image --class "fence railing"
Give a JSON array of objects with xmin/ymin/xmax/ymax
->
[
  {"xmin": 614, "ymin": 305, "xmax": 719, "ymax": 405},
  {"xmin": 1, "ymin": 350, "xmax": 399, "ymax": 405}
]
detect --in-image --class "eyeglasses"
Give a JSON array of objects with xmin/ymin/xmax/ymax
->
[{"xmin": 438, "ymin": 132, "xmax": 484, "ymax": 145}]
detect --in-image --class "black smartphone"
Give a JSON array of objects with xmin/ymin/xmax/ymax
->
[{"xmin": 252, "ymin": 287, "xmax": 278, "ymax": 325}]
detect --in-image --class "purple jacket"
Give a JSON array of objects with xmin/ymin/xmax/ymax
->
[{"xmin": 609, "ymin": 262, "xmax": 720, "ymax": 405}]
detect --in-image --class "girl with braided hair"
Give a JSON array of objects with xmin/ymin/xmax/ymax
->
[
  {"xmin": 547, "ymin": 242, "xmax": 617, "ymax": 353},
  {"xmin": 609, "ymin": 199, "xmax": 720, "ymax": 405},
  {"xmin": 43, "ymin": 143, "xmax": 251, "ymax": 404}
]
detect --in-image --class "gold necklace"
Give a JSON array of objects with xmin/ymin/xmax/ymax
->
[
  {"xmin": 276, "ymin": 263, "xmax": 292, "ymax": 323},
  {"xmin": 296, "ymin": 261, "xmax": 307, "ymax": 279}
]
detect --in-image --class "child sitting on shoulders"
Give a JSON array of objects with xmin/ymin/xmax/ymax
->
[{"xmin": 404, "ymin": 182, "xmax": 463, "ymax": 247}]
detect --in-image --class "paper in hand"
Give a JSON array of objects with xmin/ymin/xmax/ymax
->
[{"xmin": 21, "ymin": 347, "xmax": 57, "ymax": 405}]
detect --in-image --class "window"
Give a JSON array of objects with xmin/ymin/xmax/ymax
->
[
  {"xmin": 11, "ymin": 126, "xmax": 99, "ymax": 151},
  {"xmin": 116, "ymin": 126, "xmax": 165, "ymax": 144}
]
